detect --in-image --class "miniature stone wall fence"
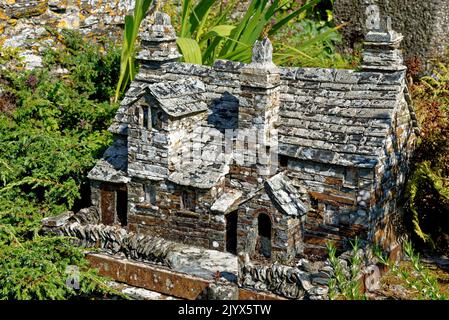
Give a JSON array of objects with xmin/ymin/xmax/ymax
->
[
  {"xmin": 237, "ymin": 249, "xmax": 380, "ymax": 300},
  {"xmin": 238, "ymin": 259, "xmax": 329, "ymax": 300},
  {"xmin": 42, "ymin": 207, "xmax": 178, "ymax": 266},
  {"xmin": 42, "ymin": 207, "xmax": 238, "ymax": 280},
  {"xmin": 43, "ymin": 207, "xmax": 381, "ymax": 300}
]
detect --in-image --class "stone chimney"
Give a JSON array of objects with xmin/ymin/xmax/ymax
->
[
  {"xmin": 239, "ymin": 38, "xmax": 280, "ymax": 137},
  {"xmin": 361, "ymin": 4, "xmax": 406, "ymax": 72},
  {"xmin": 236, "ymin": 38, "xmax": 280, "ymax": 178},
  {"xmin": 136, "ymin": 11, "xmax": 181, "ymax": 70}
]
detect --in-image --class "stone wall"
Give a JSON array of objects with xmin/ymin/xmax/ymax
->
[
  {"xmin": 333, "ymin": 0, "xmax": 449, "ymax": 71},
  {"xmin": 0, "ymin": 0, "xmax": 135, "ymax": 32},
  {"xmin": 237, "ymin": 190, "xmax": 303, "ymax": 263},
  {"xmin": 0, "ymin": 0, "xmax": 136, "ymax": 69},
  {"xmin": 127, "ymin": 179, "xmax": 228, "ymax": 250},
  {"xmin": 283, "ymin": 158, "xmax": 369, "ymax": 257},
  {"xmin": 42, "ymin": 207, "xmax": 238, "ymax": 280},
  {"xmin": 370, "ymin": 89, "xmax": 416, "ymax": 257},
  {"xmin": 237, "ymin": 248, "xmax": 380, "ymax": 300}
]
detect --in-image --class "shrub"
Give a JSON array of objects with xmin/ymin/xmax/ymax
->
[
  {"xmin": 0, "ymin": 31, "xmax": 121, "ymax": 299},
  {"xmin": 406, "ymin": 60, "xmax": 449, "ymax": 255}
]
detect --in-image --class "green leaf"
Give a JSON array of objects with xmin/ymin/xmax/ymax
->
[
  {"xmin": 201, "ymin": 25, "xmax": 236, "ymax": 42},
  {"xmin": 176, "ymin": 37, "xmax": 203, "ymax": 64},
  {"xmin": 115, "ymin": 0, "xmax": 154, "ymax": 102}
]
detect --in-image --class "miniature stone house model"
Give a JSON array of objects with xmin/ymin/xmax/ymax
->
[{"xmin": 88, "ymin": 12, "xmax": 418, "ymax": 262}]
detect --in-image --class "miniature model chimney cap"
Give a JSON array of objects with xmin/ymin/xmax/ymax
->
[
  {"xmin": 241, "ymin": 38, "xmax": 280, "ymax": 88},
  {"xmin": 252, "ymin": 38, "xmax": 273, "ymax": 64},
  {"xmin": 361, "ymin": 4, "xmax": 405, "ymax": 71},
  {"xmin": 364, "ymin": 9, "xmax": 403, "ymax": 44},
  {"xmin": 247, "ymin": 38, "xmax": 278, "ymax": 70},
  {"xmin": 137, "ymin": 11, "xmax": 181, "ymax": 65},
  {"xmin": 140, "ymin": 11, "xmax": 177, "ymax": 42}
]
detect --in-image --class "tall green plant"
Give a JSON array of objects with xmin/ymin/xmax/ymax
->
[
  {"xmin": 327, "ymin": 238, "xmax": 367, "ymax": 300},
  {"xmin": 115, "ymin": 0, "xmax": 154, "ymax": 102},
  {"xmin": 176, "ymin": 0, "xmax": 322, "ymax": 65}
]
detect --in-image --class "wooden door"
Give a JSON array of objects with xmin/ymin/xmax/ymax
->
[{"xmin": 100, "ymin": 185, "xmax": 116, "ymax": 225}]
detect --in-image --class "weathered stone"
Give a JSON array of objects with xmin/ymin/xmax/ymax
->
[{"xmin": 42, "ymin": 211, "xmax": 74, "ymax": 227}]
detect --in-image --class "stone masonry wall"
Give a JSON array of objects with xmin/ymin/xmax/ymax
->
[
  {"xmin": 237, "ymin": 191, "xmax": 303, "ymax": 263},
  {"xmin": 0, "ymin": 0, "xmax": 138, "ymax": 69},
  {"xmin": 370, "ymin": 91, "xmax": 417, "ymax": 257},
  {"xmin": 127, "ymin": 178, "xmax": 228, "ymax": 250}
]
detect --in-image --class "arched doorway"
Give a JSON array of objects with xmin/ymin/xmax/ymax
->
[
  {"xmin": 225, "ymin": 211, "xmax": 238, "ymax": 254},
  {"xmin": 258, "ymin": 213, "xmax": 272, "ymax": 258}
]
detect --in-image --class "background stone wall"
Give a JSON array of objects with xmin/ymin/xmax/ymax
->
[{"xmin": 0, "ymin": 0, "xmax": 135, "ymax": 69}]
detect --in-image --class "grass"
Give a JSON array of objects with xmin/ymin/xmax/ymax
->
[{"xmin": 377, "ymin": 261, "xmax": 449, "ymax": 300}]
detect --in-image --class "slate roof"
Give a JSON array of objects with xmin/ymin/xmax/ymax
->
[
  {"xmin": 108, "ymin": 81, "xmax": 148, "ymax": 136},
  {"xmin": 88, "ymin": 137, "xmax": 130, "ymax": 183},
  {"xmin": 210, "ymin": 189, "xmax": 243, "ymax": 214},
  {"xmin": 278, "ymin": 67, "xmax": 407, "ymax": 168},
  {"xmin": 103, "ymin": 61, "xmax": 411, "ymax": 197},
  {"xmin": 264, "ymin": 172, "xmax": 308, "ymax": 217},
  {"xmin": 108, "ymin": 78, "xmax": 208, "ymax": 136},
  {"xmin": 168, "ymin": 163, "xmax": 228, "ymax": 189},
  {"xmin": 148, "ymin": 78, "xmax": 208, "ymax": 117}
]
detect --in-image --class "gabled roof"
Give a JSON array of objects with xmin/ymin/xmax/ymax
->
[
  {"xmin": 148, "ymin": 78, "xmax": 208, "ymax": 117},
  {"xmin": 210, "ymin": 189, "xmax": 243, "ymax": 214},
  {"xmin": 265, "ymin": 172, "xmax": 308, "ymax": 217},
  {"xmin": 87, "ymin": 137, "xmax": 130, "ymax": 183},
  {"xmin": 108, "ymin": 81, "xmax": 148, "ymax": 136},
  {"xmin": 108, "ymin": 78, "xmax": 208, "ymax": 135},
  {"xmin": 278, "ymin": 67, "xmax": 408, "ymax": 168}
]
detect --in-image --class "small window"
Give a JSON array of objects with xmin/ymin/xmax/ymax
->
[
  {"xmin": 142, "ymin": 106, "xmax": 149, "ymax": 129},
  {"xmin": 279, "ymin": 155, "xmax": 289, "ymax": 168},
  {"xmin": 180, "ymin": 189, "xmax": 197, "ymax": 212},
  {"xmin": 135, "ymin": 105, "xmax": 150, "ymax": 129},
  {"xmin": 144, "ymin": 184, "xmax": 157, "ymax": 205},
  {"xmin": 151, "ymin": 107, "xmax": 163, "ymax": 130},
  {"xmin": 258, "ymin": 213, "xmax": 272, "ymax": 258}
]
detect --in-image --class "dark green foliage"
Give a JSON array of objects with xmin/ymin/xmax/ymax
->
[
  {"xmin": 43, "ymin": 29, "xmax": 121, "ymax": 102},
  {"xmin": 273, "ymin": 18, "xmax": 354, "ymax": 68},
  {"xmin": 0, "ymin": 31, "xmax": 122, "ymax": 299},
  {"xmin": 406, "ymin": 61, "xmax": 449, "ymax": 255}
]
